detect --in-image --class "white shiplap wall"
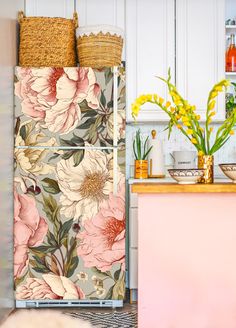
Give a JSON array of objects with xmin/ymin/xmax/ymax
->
[
  {"xmin": 25, "ymin": 0, "xmax": 125, "ymax": 28},
  {"xmin": 23, "ymin": 0, "xmax": 236, "ymax": 179}
]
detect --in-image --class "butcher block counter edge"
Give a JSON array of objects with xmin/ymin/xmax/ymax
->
[{"xmin": 131, "ymin": 183, "xmax": 236, "ymax": 193}]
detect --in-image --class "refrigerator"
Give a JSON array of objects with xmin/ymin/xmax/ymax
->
[{"xmin": 13, "ymin": 66, "xmax": 126, "ymax": 308}]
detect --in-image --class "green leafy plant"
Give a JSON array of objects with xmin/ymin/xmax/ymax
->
[
  {"xmin": 226, "ymin": 82, "xmax": 236, "ymax": 118},
  {"xmin": 133, "ymin": 129, "xmax": 153, "ymax": 160}
]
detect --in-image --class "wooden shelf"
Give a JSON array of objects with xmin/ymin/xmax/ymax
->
[{"xmin": 132, "ymin": 183, "xmax": 236, "ymax": 194}]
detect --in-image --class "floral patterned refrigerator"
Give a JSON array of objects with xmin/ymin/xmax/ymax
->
[{"xmin": 14, "ymin": 66, "xmax": 126, "ymax": 308}]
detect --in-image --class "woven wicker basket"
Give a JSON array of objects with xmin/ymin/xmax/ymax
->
[
  {"xmin": 77, "ymin": 25, "xmax": 124, "ymax": 68},
  {"xmin": 18, "ymin": 11, "xmax": 78, "ymax": 67}
]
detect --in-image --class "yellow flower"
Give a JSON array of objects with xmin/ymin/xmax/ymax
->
[
  {"xmin": 210, "ymin": 91, "xmax": 218, "ymax": 99},
  {"xmin": 174, "ymin": 98, "xmax": 182, "ymax": 106},
  {"xmin": 166, "ymin": 101, "xmax": 171, "ymax": 108},
  {"xmin": 191, "ymin": 138, "xmax": 197, "ymax": 144},
  {"xmin": 214, "ymin": 86, "xmax": 223, "ymax": 92},
  {"xmin": 207, "ymin": 118, "xmax": 212, "ymax": 124},
  {"xmin": 183, "ymin": 121, "xmax": 191, "ymax": 127},
  {"xmin": 186, "ymin": 104, "xmax": 191, "ymax": 111},
  {"xmin": 182, "ymin": 116, "xmax": 189, "ymax": 122},
  {"xmin": 139, "ymin": 95, "xmax": 147, "ymax": 104},
  {"xmin": 170, "ymin": 107, "xmax": 175, "ymax": 113},
  {"xmin": 146, "ymin": 94, "xmax": 153, "ymax": 101},
  {"xmin": 198, "ymin": 151, "xmax": 204, "ymax": 156},
  {"xmin": 209, "ymin": 127, "xmax": 213, "ymax": 132},
  {"xmin": 186, "ymin": 129, "xmax": 194, "ymax": 135},
  {"xmin": 222, "ymin": 79, "xmax": 230, "ymax": 87},
  {"xmin": 196, "ymin": 115, "xmax": 201, "ymax": 120},
  {"xmin": 209, "ymin": 111, "xmax": 216, "ymax": 117},
  {"xmin": 176, "ymin": 124, "xmax": 182, "ymax": 129},
  {"xmin": 230, "ymin": 130, "xmax": 235, "ymax": 135},
  {"xmin": 176, "ymin": 114, "xmax": 181, "ymax": 120},
  {"xmin": 208, "ymin": 100, "xmax": 216, "ymax": 110},
  {"xmin": 159, "ymin": 97, "xmax": 164, "ymax": 105},
  {"xmin": 179, "ymin": 108, "xmax": 186, "ymax": 115},
  {"xmin": 191, "ymin": 106, "xmax": 196, "ymax": 111},
  {"xmin": 199, "ymin": 127, "xmax": 204, "ymax": 132},
  {"xmin": 132, "ymin": 104, "xmax": 140, "ymax": 116}
]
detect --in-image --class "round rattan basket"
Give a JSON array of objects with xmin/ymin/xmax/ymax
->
[
  {"xmin": 77, "ymin": 25, "xmax": 124, "ymax": 68},
  {"xmin": 18, "ymin": 11, "xmax": 78, "ymax": 67}
]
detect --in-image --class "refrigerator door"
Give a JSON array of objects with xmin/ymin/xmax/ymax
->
[
  {"xmin": 14, "ymin": 147, "xmax": 125, "ymax": 306},
  {"xmin": 14, "ymin": 66, "xmax": 126, "ymax": 307}
]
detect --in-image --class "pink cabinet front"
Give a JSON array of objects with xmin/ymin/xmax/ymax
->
[{"xmin": 138, "ymin": 193, "xmax": 236, "ymax": 328}]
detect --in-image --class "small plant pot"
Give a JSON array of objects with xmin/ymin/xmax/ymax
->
[{"xmin": 134, "ymin": 160, "xmax": 148, "ymax": 179}]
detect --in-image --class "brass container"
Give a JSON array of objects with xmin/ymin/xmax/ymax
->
[
  {"xmin": 134, "ymin": 160, "xmax": 148, "ymax": 179},
  {"xmin": 198, "ymin": 155, "xmax": 214, "ymax": 184}
]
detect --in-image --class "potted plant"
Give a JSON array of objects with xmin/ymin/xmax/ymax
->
[
  {"xmin": 132, "ymin": 70, "xmax": 236, "ymax": 183},
  {"xmin": 226, "ymin": 82, "xmax": 236, "ymax": 118},
  {"xmin": 133, "ymin": 129, "xmax": 153, "ymax": 179}
]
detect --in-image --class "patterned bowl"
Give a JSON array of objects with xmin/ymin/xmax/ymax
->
[
  {"xmin": 219, "ymin": 164, "xmax": 236, "ymax": 183},
  {"xmin": 168, "ymin": 169, "xmax": 204, "ymax": 184}
]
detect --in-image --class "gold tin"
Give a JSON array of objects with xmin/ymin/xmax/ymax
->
[{"xmin": 134, "ymin": 160, "xmax": 148, "ymax": 179}]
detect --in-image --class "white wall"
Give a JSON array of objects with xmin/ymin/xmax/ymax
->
[
  {"xmin": 0, "ymin": 0, "xmax": 24, "ymax": 321},
  {"xmin": 25, "ymin": 0, "xmax": 125, "ymax": 27}
]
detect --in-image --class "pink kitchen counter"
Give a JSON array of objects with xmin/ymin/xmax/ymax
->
[{"xmin": 132, "ymin": 183, "xmax": 236, "ymax": 328}]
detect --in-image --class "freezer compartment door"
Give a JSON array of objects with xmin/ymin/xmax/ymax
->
[
  {"xmin": 14, "ymin": 147, "xmax": 126, "ymax": 301},
  {"xmin": 14, "ymin": 66, "xmax": 125, "ymax": 148}
]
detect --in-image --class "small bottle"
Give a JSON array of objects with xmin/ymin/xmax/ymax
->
[{"xmin": 226, "ymin": 34, "xmax": 236, "ymax": 72}]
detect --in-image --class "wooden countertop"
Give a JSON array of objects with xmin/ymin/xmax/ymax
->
[{"xmin": 131, "ymin": 183, "xmax": 236, "ymax": 193}]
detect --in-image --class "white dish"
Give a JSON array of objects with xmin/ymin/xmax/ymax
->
[
  {"xmin": 219, "ymin": 164, "xmax": 236, "ymax": 183},
  {"xmin": 168, "ymin": 169, "xmax": 204, "ymax": 185}
]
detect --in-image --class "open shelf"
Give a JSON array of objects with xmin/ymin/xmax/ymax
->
[
  {"xmin": 226, "ymin": 25, "xmax": 236, "ymax": 29},
  {"xmin": 225, "ymin": 72, "xmax": 236, "ymax": 76}
]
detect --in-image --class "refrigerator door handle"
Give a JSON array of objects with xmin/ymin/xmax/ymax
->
[
  {"xmin": 113, "ymin": 66, "xmax": 118, "ymax": 148},
  {"xmin": 113, "ymin": 66, "xmax": 119, "ymax": 196}
]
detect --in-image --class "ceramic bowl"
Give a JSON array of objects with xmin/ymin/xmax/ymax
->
[
  {"xmin": 168, "ymin": 169, "xmax": 204, "ymax": 184},
  {"xmin": 219, "ymin": 164, "xmax": 236, "ymax": 183}
]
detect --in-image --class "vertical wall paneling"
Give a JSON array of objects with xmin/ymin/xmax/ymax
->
[
  {"xmin": 176, "ymin": 0, "xmax": 225, "ymax": 120},
  {"xmin": 25, "ymin": 0, "xmax": 75, "ymax": 18},
  {"xmin": 126, "ymin": 0, "xmax": 137, "ymax": 122},
  {"xmin": 83, "ymin": 0, "xmax": 117, "ymax": 25},
  {"xmin": 126, "ymin": 0, "xmax": 175, "ymax": 122},
  {"xmin": 76, "ymin": 0, "xmax": 87, "ymax": 26},
  {"xmin": 75, "ymin": 0, "xmax": 125, "ymax": 28}
]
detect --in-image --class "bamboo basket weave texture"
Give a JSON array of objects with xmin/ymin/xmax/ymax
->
[
  {"xmin": 77, "ymin": 25, "xmax": 124, "ymax": 68},
  {"xmin": 18, "ymin": 11, "xmax": 78, "ymax": 67}
]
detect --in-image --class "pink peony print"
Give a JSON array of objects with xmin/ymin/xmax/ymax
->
[
  {"xmin": 16, "ymin": 274, "xmax": 85, "ymax": 300},
  {"xmin": 77, "ymin": 180, "xmax": 126, "ymax": 272},
  {"xmin": 14, "ymin": 189, "xmax": 48, "ymax": 279},
  {"xmin": 15, "ymin": 67, "xmax": 100, "ymax": 135}
]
